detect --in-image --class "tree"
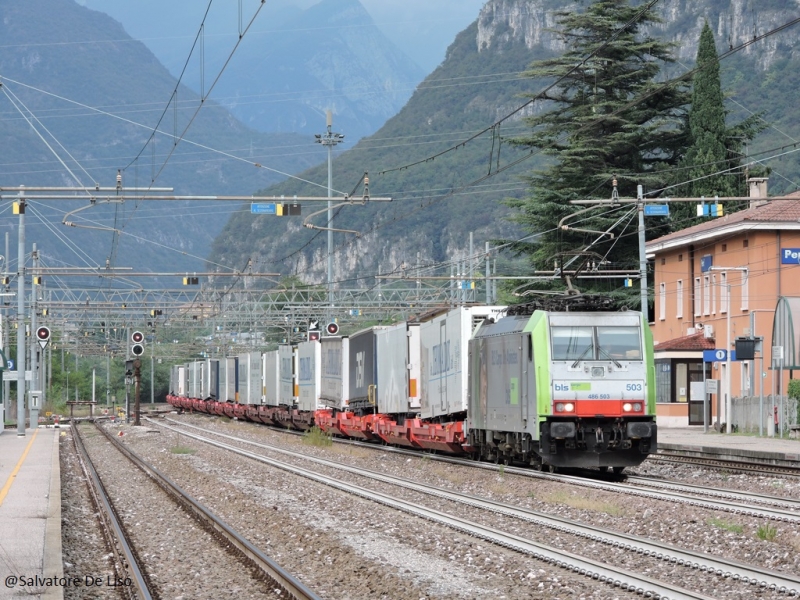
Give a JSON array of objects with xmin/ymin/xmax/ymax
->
[
  {"xmin": 507, "ymin": 0, "xmax": 689, "ymax": 304},
  {"xmin": 670, "ymin": 21, "xmax": 766, "ymax": 227}
]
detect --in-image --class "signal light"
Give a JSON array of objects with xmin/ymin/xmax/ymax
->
[
  {"xmin": 32, "ymin": 276, "xmax": 42, "ymax": 285},
  {"xmin": 131, "ymin": 330, "xmax": 144, "ymax": 356},
  {"xmin": 326, "ymin": 322, "xmax": 339, "ymax": 335},
  {"xmin": 183, "ymin": 276, "xmax": 199, "ymax": 285},
  {"xmin": 308, "ymin": 331, "xmax": 321, "ymax": 342},
  {"xmin": 36, "ymin": 326, "xmax": 51, "ymax": 348}
]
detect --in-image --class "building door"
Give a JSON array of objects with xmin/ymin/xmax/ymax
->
[{"xmin": 687, "ymin": 363, "xmax": 711, "ymax": 425}]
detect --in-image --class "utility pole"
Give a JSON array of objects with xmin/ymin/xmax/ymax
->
[
  {"xmin": 637, "ymin": 185, "xmax": 648, "ymax": 322},
  {"xmin": 15, "ymin": 190, "xmax": 26, "ymax": 436},
  {"xmin": 30, "ymin": 243, "xmax": 39, "ymax": 427},
  {"xmin": 134, "ymin": 357, "xmax": 141, "ymax": 426},
  {"xmin": 315, "ymin": 110, "xmax": 345, "ymax": 318}
]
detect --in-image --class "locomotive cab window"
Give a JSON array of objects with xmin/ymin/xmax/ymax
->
[
  {"xmin": 551, "ymin": 326, "xmax": 593, "ymax": 360},
  {"xmin": 551, "ymin": 325, "xmax": 642, "ymax": 361},
  {"xmin": 596, "ymin": 326, "xmax": 642, "ymax": 360}
]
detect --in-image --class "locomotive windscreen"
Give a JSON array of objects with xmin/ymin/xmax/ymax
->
[{"xmin": 551, "ymin": 325, "xmax": 642, "ymax": 361}]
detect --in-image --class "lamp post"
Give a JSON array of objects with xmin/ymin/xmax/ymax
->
[
  {"xmin": 314, "ymin": 110, "xmax": 344, "ymax": 316},
  {"xmin": 708, "ymin": 266, "xmax": 748, "ymax": 433}
]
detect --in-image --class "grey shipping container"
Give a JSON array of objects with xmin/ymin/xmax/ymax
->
[
  {"xmin": 296, "ymin": 341, "xmax": 321, "ymax": 412},
  {"xmin": 348, "ymin": 328, "xmax": 376, "ymax": 406},
  {"xmin": 263, "ymin": 351, "xmax": 280, "ymax": 406},
  {"xmin": 375, "ymin": 323, "xmax": 411, "ymax": 414},
  {"xmin": 278, "ymin": 345, "xmax": 297, "ymax": 406},
  {"xmin": 320, "ymin": 337, "xmax": 349, "ymax": 409}
]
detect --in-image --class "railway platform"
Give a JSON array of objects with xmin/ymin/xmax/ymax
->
[
  {"xmin": 657, "ymin": 426, "xmax": 800, "ymax": 469},
  {"xmin": 0, "ymin": 427, "xmax": 63, "ymax": 600}
]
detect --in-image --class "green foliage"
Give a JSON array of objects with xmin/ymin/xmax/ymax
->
[
  {"xmin": 507, "ymin": 0, "xmax": 689, "ymax": 305},
  {"xmin": 170, "ymin": 445, "xmax": 196, "ymax": 455},
  {"xmin": 787, "ymin": 379, "xmax": 800, "ymax": 399},
  {"xmin": 757, "ymin": 522, "xmax": 778, "ymax": 542},
  {"xmin": 669, "ymin": 21, "xmax": 766, "ymax": 227},
  {"xmin": 303, "ymin": 426, "xmax": 333, "ymax": 447},
  {"xmin": 708, "ymin": 517, "xmax": 743, "ymax": 534}
]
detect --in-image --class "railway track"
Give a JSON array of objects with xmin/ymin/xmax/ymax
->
[
  {"xmin": 73, "ymin": 421, "xmax": 320, "ymax": 600},
  {"xmin": 168, "ymin": 412, "xmax": 800, "ymax": 520},
  {"xmin": 155, "ymin": 416, "xmax": 800, "ymax": 598},
  {"xmin": 71, "ymin": 422, "xmax": 153, "ymax": 600},
  {"xmin": 648, "ymin": 453, "xmax": 800, "ymax": 478}
]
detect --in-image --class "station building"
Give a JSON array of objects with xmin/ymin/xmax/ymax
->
[{"xmin": 646, "ymin": 178, "xmax": 800, "ymax": 427}]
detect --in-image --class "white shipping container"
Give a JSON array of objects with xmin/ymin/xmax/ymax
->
[
  {"xmin": 263, "ymin": 351, "xmax": 280, "ymax": 406},
  {"xmin": 375, "ymin": 323, "xmax": 411, "ymax": 414},
  {"xmin": 419, "ymin": 306, "xmax": 506, "ymax": 419},
  {"xmin": 221, "ymin": 357, "xmax": 237, "ymax": 402},
  {"xmin": 188, "ymin": 362, "xmax": 202, "ymax": 399},
  {"xmin": 296, "ymin": 340, "xmax": 322, "ymax": 412},
  {"xmin": 278, "ymin": 345, "xmax": 297, "ymax": 406},
  {"xmin": 320, "ymin": 337, "xmax": 349, "ymax": 409},
  {"xmin": 237, "ymin": 352, "xmax": 262, "ymax": 404}
]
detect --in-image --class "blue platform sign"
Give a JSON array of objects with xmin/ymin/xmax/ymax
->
[
  {"xmin": 6, "ymin": 359, "xmax": 13, "ymax": 370},
  {"xmin": 703, "ymin": 349, "xmax": 737, "ymax": 362},
  {"xmin": 781, "ymin": 248, "xmax": 800, "ymax": 264},
  {"xmin": 700, "ymin": 254, "xmax": 713, "ymax": 272},
  {"xmin": 644, "ymin": 204, "xmax": 669, "ymax": 216},
  {"xmin": 251, "ymin": 203, "xmax": 277, "ymax": 215}
]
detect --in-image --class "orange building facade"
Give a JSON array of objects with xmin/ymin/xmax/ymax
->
[{"xmin": 646, "ymin": 181, "xmax": 800, "ymax": 427}]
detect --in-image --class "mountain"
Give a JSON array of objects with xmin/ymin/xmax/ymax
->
[
  {"xmin": 208, "ymin": 0, "xmax": 800, "ymax": 287},
  {"xmin": 0, "ymin": 0, "xmax": 320, "ymax": 277},
  {"xmin": 79, "ymin": 0, "xmax": 427, "ymax": 142},
  {"xmin": 208, "ymin": 0, "xmax": 427, "ymax": 141}
]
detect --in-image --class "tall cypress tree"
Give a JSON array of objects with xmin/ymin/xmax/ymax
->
[
  {"xmin": 670, "ymin": 21, "xmax": 765, "ymax": 227},
  {"xmin": 507, "ymin": 0, "xmax": 689, "ymax": 304}
]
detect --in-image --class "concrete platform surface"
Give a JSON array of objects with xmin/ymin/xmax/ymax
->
[
  {"xmin": 658, "ymin": 426, "xmax": 800, "ymax": 463},
  {"xmin": 0, "ymin": 427, "xmax": 62, "ymax": 600}
]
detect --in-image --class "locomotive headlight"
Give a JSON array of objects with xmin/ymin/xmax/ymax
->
[
  {"xmin": 563, "ymin": 403, "xmax": 574, "ymax": 412},
  {"xmin": 623, "ymin": 402, "xmax": 633, "ymax": 412},
  {"xmin": 555, "ymin": 402, "xmax": 564, "ymax": 412},
  {"xmin": 633, "ymin": 403, "xmax": 642, "ymax": 412},
  {"xmin": 591, "ymin": 366, "xmax": 605, "ymax": 377}
]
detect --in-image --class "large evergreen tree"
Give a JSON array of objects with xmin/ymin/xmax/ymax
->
[
  {"xmin": 507, "ymin": 0, "xmax": 689, "ymax": 303},
  {"xmin": 670, "ymin": 21, "xmax": 765, "ymax": 227}
]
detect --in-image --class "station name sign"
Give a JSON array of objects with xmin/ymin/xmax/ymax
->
[{"xmin": 781, "ymin": 248, "xmax": 800, "ymax": 264}]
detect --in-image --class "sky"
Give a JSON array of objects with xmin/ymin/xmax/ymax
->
[{"xmin": 78, "ymin": 0, "xmax": 488, "ymax": 73}]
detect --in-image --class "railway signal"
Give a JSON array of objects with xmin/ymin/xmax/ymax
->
[
  {"xmin": 131, "ymin": 330, "xmax": 145, "ymax": 356},
  {"xmin": 307, "ymin": 319, "xmax": 320, "ymax": 342},
  {"xmin": 326, "ymin": 322, "xmax": 339, "ymax": 335},
  {"xmin": 36, "ymin": 326, "xmax": 51, "ymax": 349}
]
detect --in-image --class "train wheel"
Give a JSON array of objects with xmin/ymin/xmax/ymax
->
[
  {"xmin": 548, "ymin": 464, "xmax": 558, "ymax": 474},
  {"xmin": 613, "ymin": 466, "xmax": 625, "ymax": 475}
]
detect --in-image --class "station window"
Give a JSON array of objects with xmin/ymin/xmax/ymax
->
[
  {"xmin": 693, "ymin": 277, "xmax": 701, "ymax": 317},
  {"xmin": 720, "ymin": 272, "xmax": 728, "ymax": 313},
  {"xmin": 659, "ymin": 282, "xmax": 666, "ymax": 321},
  {"xmin": 703, "ymin": 275, "xmax": 710, "ymax": 316},
  {"xmin": 676, "ymin": 280, "xmax": 683, "ymax": 319},
  {"xmin": 741, "ymin": 270, "xmax": 749, "ymax": 311}
]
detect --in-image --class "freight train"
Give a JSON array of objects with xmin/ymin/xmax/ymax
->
[{"xmin": 167, "ymin": 301, "xmax": 657, "ymax": 471}]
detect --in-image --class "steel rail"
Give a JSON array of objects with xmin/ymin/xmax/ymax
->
[
  {"xmin": 93, "ymin": 424, "xmax": 320, "ymax": 600},
  {"xmin": 649, "ymin": 454, "xmax": 800, "ymax": 478},
  {"xmin": 71, "ymin": 423, "xmax": 153, "ymax": 600},
  {"xmin": 152, "ymin": 418, "xmax": 714, "ymax": 600},
  {"xmin": 159, "ymin": 417, "xmax": 800, "ymax": 597},
  {"xmin": 625, "ymin": 475, "xmax": 800, "ymax": 511}
]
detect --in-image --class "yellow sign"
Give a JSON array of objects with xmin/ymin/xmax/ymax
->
[{"xmin": 45, "ymin": 411, "xmax": 52, "ymax": 417}]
